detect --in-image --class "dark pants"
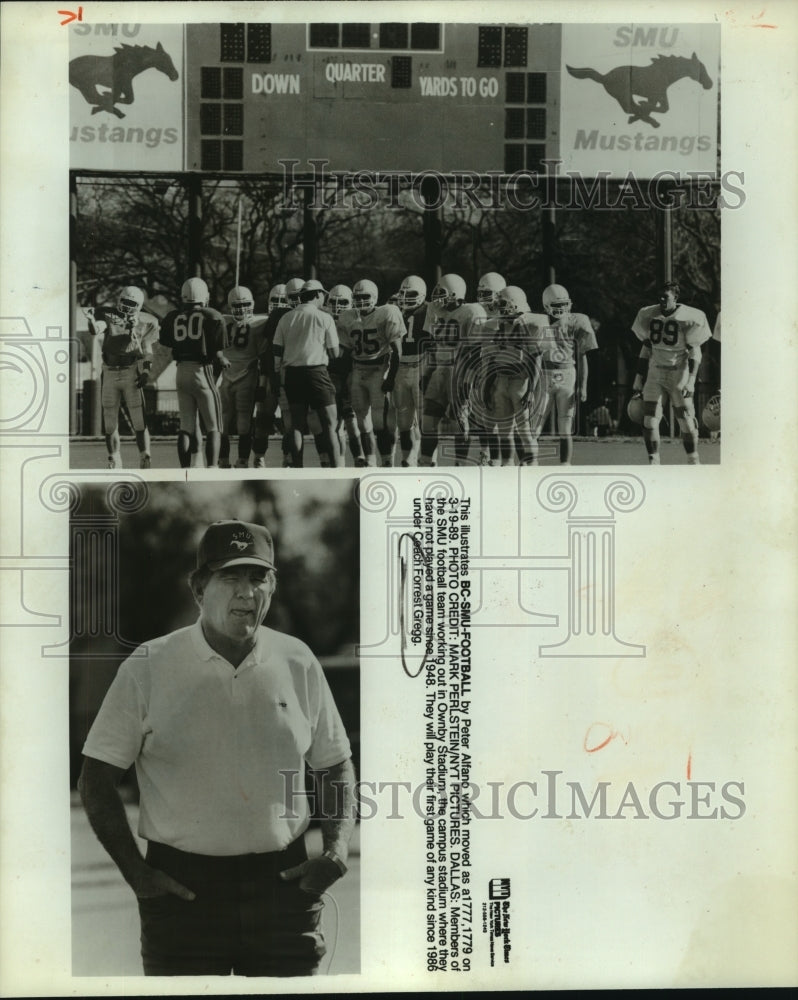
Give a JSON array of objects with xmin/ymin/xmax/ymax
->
[{"xmin": 138, "ymin": 836, "xmax": 325, "ymax": 977}]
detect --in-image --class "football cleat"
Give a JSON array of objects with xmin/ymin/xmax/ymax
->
[
  {"xmin": 139, "ymin": 454, "xmax": 151, "ymax": 469},
  {"xmin": 626, "ymin": 393, "xmax": 645, "ymax": 425},
  {"xmin": 353, "ymin": 279, "xmax": 379, "ymax": 317},
  {"xmin": 118, "ymin": 285, "xmax": 145, "ymax": 319},
  {"xmin": 496, "ymin": 285, "xmax": 529, "ymax": 317},
  {"xmin": 397, "ymin": 275, "xmax": 427, "ymax": 311},
  {"xmin": 268, "ymin": 283, "xmax": 288, "ymax": 313},
  {"xmin": 227, "ymin": 285, "xmax": 255, "ymax": 321},
  {"xmin": 430, "ymin": 274, "xmax": 467, "ymax": 309},
  {"xmin": 234, "ymin": 458, "xmax": 249, "ymax": 468},
  {"xmin": 107, "ymin": 453, "xmax": 122, "ymax": 469},
  {"xmin": 327, "ymin": 284, "xmax": 353, "ymax": 317},
  {"xmin": 181, "ymin": 277, "xmax": 210, "ymax": 308},
  {"xmin": 542, "ymin": 283, "xmax": 572, "ymax": 318},
  {"xmin": 285, "ymin": 277, "xmax": 305, "ymax": 307},
  {"xmin": 476, "ymin": 272, "xmax": 506, "ymax": 308},
  {"xmin": 701, "ymin": 394, "xmax": 721, "ymax": 432}
]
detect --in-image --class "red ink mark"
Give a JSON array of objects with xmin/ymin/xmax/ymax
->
[
  {"xmin": 59, "ymin": 6, "xmax": 83, "ymax": 25},
  {"xmin": 686, "ymin": 752, "xmax": 692, "ymax": 780},
  {"xmin": 583, "ymin": 722, "xmax": 628, "ymax": 754}
]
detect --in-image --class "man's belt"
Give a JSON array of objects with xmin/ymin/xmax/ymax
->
[
  {"xmin": 541, "ymin": 360, "xmax": 576, "ymax": 371},
  {"xmin": 103, "ymin": 361, "xmax": 136, "ymax": 371}
]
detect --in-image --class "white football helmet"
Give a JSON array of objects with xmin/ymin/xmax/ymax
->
[
  {"xmin": 702, "ymin": 394, "xmax": 721, "ymax": 432},
  {"xmin": 285, "ymin": 277, "xmax": 305, "ymax": 307},
  {"xmin": 117, "ymin": 285, "xmax": 145, "ymax": 319},
  {"xmin": 397, "ymin": 275, "xmax": 427, "ymax": 312},
  {"xmin": 327, "ymin": 284, "xmax": 353, "ymax": 317},
  {"xmin": 268, "ymin": 283, "xmax": 287, "ymax": 313},
  {"xmin": 542, "ymin": 283, "xmax": 572, "ymax": 319},
  {"xmin": 227, "ymin": 285, "xmax": 254, "ymax": 321},
  {"xmin": 353, "ymin": 279, "xmax": 379, "ymax": 317},
  {"xmin": 496, "ymin": 286, "xmax": 529, "ymax": 317},
  {"xmin": 627, "ymin": 394, "xmax": 645, "ymax": 425},
  {"xmin": 181, "ymin": 277, "xmax": 209, "ymax": 308},
  {"xmin": 476, "ymin": 272, "xmax": 506, "ymax": 309},
  {"xmin": 430, "ymin": 274, "xmax": 466, "ymax": 310}
]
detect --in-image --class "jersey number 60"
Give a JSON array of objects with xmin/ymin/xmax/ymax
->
[{"xmin": 172, "ymin": 313, "xmax": 204, "ymax": 341}]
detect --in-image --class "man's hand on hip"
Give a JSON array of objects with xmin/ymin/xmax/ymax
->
[
  {"xmin": 130, "ymin": 863, "xmax": 196, "ymax": 901},
  {"xmin": 280, "ymin": 855, "xmax": 342, "ymax": 896}
]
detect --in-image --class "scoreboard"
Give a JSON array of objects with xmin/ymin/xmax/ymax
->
[
  {"xmin": 183, "ymin": 23, "xmax": 561, "ymax": 174},
  {"xmin": 70, "ymin": 21, "xmax": 719, "ymax": 178}
]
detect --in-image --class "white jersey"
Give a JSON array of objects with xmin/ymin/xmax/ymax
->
[
  {"xmin": 221, "ymin": 313, "xmax": 269, "ymax": 381},
  {"xmin": 424, "ymin": 302, "xmax": 487, "ymax": 365},
  {"xmin": 337, "ymin": 304, "xmax": 405, "ymax": 363},
  {"xmin": 632, "ymin": 303, "xmax": 711, "ymax": 368}
]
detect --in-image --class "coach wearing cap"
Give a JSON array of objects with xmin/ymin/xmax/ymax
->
[
  {"xmin": 78, "ymin": 520, "xmax": 356, "ymax": 977},
  {"xmin": 272, "ymin": 279, "xmax": 343, "ymax": 467}
]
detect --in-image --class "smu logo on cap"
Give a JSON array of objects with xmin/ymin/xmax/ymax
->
[{"xmin": 230, "ymin": 529, "xmax": 254, "ymax": 551}]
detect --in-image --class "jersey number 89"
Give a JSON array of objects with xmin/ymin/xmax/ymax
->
[{"xmin": 649, "ymin": 318, "xmax": 679, "ymax": 346}]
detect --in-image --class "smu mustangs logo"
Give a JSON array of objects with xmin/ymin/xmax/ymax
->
[
  {"xmin": 566, "ymin": 53, "xmax": 712, "ymax": 128},
  {"xmin": 230, "ymin": 529, "xmax": 254, "ymax": 552},
  {"xmin": 69, "ymin": 42, "xmax": 179, "ymax": 119}
]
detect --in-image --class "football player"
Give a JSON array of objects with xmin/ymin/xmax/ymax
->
[
  {"xmin": 219, "ymin": 286, "xmax": 270, "ymax": 468},
  {"xmin": 418, "ymin": 274, "xmax": 487, "ymax": 467},
  {"xmin": 630, "ymin": 280, "xmax": 712, "ymax": 465},
  {"xmin": 86, "ymin": 285, "xmax": 160, "ymax": 469},
  {"xmin": 324, "ymin": 283, "xmax": 367, "ymax": 466},
  {"xmin": 250, "ymin": 281, "xmax": 299, "ymax": 467},
  {"xmin": 337, "ymin": 279, "xmax": 405, "ymax": 466},
  {"xmin": 482, "ymin": 285, "xmax": 542, "ymax": 465},
  {"xmin": 159, "ymin": 277, "xmax": 228, "ymax": 469},
  {"xmin": 268, "ymin": 283, "xmax": 288, "ymax": 313},
  {"xmin": 708, "ymin": 309, "xmax": 721, "ymax": 391},
  {"xmin": 473, "ymin": 272, "xmax": 507, "ymax": 464},
  {"xmin": 391, "ymin": 274, "xmax": 430, "ymax": 466},
  {"xmin": 515, "ymin": 283, "xmax": 598, "ymax": 466}
]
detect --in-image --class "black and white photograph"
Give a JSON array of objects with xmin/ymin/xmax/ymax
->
[
  {"xmin": 1, "ymin": 1, "xmax": 797, "ymax": 995},
  {"xmin": 69, "ymin": 479, "xmax": 360, "ymax": 977},
  {"xmin": 68, "ymin": 18, "xmax": 721, "ymax": 470}
]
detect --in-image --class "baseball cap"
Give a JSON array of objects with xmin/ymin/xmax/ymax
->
[
  {"xmin": 301, "ymin": 279, "xmax": 326, "ymax": 294},
  {"xmin": 197, "ymin": 520, "xmax": 276, "ymax": 572}
]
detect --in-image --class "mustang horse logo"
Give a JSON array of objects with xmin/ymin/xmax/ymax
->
[
  {"xmin": 69, "ymin": 42, "xmax": 179, "ymax": 119},
  {"xmin": 566, "ymin": 53, "xmax": 712, "ymax": 128}
]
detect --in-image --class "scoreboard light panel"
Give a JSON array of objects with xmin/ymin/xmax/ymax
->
[{"xmin": 184, "ymin": 23, "xmax": 562, "ymax": 174}]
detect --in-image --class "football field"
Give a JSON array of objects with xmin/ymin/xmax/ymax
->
[{"xmin": 69, "ymin": 435, "xmax": 720, "ymax": 469}]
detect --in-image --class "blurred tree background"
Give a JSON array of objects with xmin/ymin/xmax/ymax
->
[
  {"xmin": 69, "ymin": 480, "xmax": 359, "ymax": 785},
  {"xmin": 73, "ymin": 175, "xmax": 719, "ymax": 431},
  {"xmin": 74, "ymin": 176, "xmax": 719, "ymax": 319}
]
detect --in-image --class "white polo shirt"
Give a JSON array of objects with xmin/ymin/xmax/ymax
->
[
  {"xmin": 82, "ymin": 621, "xmax": 351, "ymax": 856},
  {"xmin": 273, "ymin": 302, "xmax": 339, "ymax": 367}
]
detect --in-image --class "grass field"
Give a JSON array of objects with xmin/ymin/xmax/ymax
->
[{"xmin": 70, "ymin": 435, "xmax": 720, "ymax": 469}]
